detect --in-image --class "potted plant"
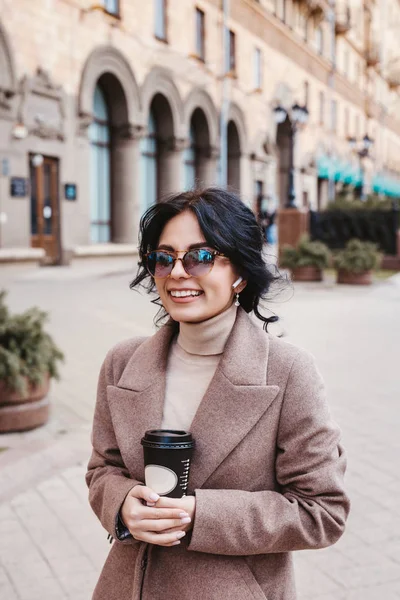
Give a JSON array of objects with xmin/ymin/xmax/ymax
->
[
  {"xmin": 280, "ymin": 235, "xmax": 331, "ymax": 282},
  {"xmin": 0, "ymin": 291, "xmax": 64, "ymax": 433},
  {"xmin": 334, "ymin": 239, "xmax": 382, "ymax": 285}
]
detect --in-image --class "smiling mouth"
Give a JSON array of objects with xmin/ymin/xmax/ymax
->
[{"xmin": 169, "ymin": 290, "xmax": 204, "ymax": 298}]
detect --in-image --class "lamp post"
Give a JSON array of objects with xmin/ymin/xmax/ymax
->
[
  {"xmin": 273, "ymin": 103, "xmax": 309, "ymax": 208},
  {"xmin": 348, "ymin": 134, "xmax": 374, "ymax": 201}
]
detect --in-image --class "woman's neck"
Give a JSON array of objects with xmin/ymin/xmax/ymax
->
[{"xmin": 177, "ymin": 303, "xmax": 238, "ymax": 356}]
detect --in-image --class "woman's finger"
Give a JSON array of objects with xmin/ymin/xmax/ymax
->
[
  {"xmin": 138, "ymin": 530, "xmax": 186, "ymax": 546},
  {"xmin": 137, "ymin": 517, "xmax": 191, "ymax": 532},
  {"xmin": 137, "ymin": 507, "xmax": 190, "ymax": 521},
  {"xmin": 130, "ymin": 485, "xmax": 160, "ymax": 503}
]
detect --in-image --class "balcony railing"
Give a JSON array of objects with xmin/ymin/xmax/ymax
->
[{"xmin": 335, "ymin": 7, "xmax": 351, "ymax": 35}]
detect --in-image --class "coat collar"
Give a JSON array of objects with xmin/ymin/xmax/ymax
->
[
  {"xmin": 109, "ymin": 309, "xmax": 279, "ymax": 490},
  {"xmin": 118, "ymin": 308, "xmax": 271, "ymax": 391}
]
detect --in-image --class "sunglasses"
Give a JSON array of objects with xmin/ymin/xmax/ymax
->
[{"xmin": 144, "ymin": 248, "xmax": 225, "ymax": 278}]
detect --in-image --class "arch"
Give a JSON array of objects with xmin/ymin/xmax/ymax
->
[
  {"xmin": 276, "ymin": 116, "xmax": 293, "ymax": 208},
  {"xmin": 0, "ymin": 21, "xmax": 17, "ymax": 95},
  {"xmin": 227, "ymin": 120, "xmax": 241, "ymax": 192},
  {"xmin": 141, "ymin": 66, "xmax": 184, "ymax": 138},
  {"xmin": 227, "ymin": 103, "xmax": 247, "ymax": 155},
  {"xmin": 79, "ymin": 46, "xmax": 140, "ymax": 126},
  {"xmin": 184, "ymin": 88, "xmax": 219, "ymax": 148}
]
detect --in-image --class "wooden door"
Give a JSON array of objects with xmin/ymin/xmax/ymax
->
[{"xmin": 30, "ymin": 156, "xmax": 61, "ymax": 265}]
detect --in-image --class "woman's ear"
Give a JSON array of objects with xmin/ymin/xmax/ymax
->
[{"xmin": 232, "ymin": 276, "xmax": 247, "ymax": 294}]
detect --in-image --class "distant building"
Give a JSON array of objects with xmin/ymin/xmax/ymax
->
[{"xmin": 0, "ymin": 0, "xmax": 400, "ymax": 263}]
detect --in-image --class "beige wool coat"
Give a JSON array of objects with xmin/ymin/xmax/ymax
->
[{"xmin": 86, "ymin": 308, "xmax": 350, "ymax": 600}]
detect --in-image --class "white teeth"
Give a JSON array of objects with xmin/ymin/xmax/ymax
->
[{"xmin": 170, "ymin": 290, "xmax": 202, "ymax": 298}]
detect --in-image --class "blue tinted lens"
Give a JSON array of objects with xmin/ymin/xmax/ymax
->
[{"xmin": 147, "ymin": 252, "xmax": 174, "ymax": 277}]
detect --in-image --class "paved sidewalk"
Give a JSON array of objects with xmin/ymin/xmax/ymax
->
[{"xmin": 0, "ymin": 260, "xmax": 400, "ymax": 599}]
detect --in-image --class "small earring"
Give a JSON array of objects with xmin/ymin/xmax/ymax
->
[{"xmin": 235, "ymin": 293, "xmax": 240, "ymax": 307}]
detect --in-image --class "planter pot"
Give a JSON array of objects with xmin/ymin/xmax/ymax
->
[
  {"xmin": 292, "ymin": 266, "xmax": 323, "ymax": 282},
  {"xmin": 336, "ymin": 270, "xmax": 373, "ymax": 285},
  {"xmin": 0, "ymin": 375, "xmax": 50, "ymax": 433}
]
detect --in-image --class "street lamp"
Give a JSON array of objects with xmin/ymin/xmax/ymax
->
[
  {"xmin": 348, "ymin": 134, "xmax": 374, "ymax": 200},
  {"xmin": 273, "ymin": 103, "xmax": 309, "ymax": 208}
]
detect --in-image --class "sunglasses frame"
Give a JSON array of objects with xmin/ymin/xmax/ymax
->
[{"xmin": 143, "ymin": 248, "xmax": 226, "ymax": 278}]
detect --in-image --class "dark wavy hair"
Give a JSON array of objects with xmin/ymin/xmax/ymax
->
[{"xmin": 130, "ymin": 188, "xmax": 286, "ymax": 330}]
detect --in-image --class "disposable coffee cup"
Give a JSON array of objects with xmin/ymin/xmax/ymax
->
[{"xmin": 141, "ymin": 430, "xmax": 195, "ymax": 498}]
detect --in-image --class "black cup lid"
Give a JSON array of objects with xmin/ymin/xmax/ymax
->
[{"xmin": 141, "ymin": 429, "xmax": 193, "ymax": 447}]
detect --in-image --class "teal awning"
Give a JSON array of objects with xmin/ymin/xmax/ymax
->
[
  {"xmin": 372, "ymin": 174, "xmax": 400, "ymax": 197},
  {"xmin": 317, "ymin": 156, "xmax": 362, "ymax": 187}
]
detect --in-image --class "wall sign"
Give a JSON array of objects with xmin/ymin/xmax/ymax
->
[
  {"xmin": 64, "ymin": 183, "xmax": 77, "ymax": 201},
  {"xmin": 10, "ymin": 177, "xmax": 29, "ymax": 197}
]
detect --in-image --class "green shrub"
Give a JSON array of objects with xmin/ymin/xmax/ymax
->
[
  {"xmin": 281, "ymin": 235, "xmax": 331, "ymax": 270},
  {"xmin": 334, "ymin": 239, "xmax": 382, "ymax": 274},
  {"xmin": 0, "ymin": 291, "xmax": 64, "ymax": 394},
  {"xmin": 326, "ymin": 195, "xmax": 395, "ymax": 212}
]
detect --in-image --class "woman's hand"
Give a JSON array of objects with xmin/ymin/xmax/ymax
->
[
  {"xmin": 121, "ymin": 485, "xmax": 191, "ymax": 546},
  {"xmin": 147, "ymin": 495, "xmax": 196, "ymax": 534}
]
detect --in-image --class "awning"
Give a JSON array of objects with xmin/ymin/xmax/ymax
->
[
  {"xmin": 372, "ymin": 174, "xmax": 400, "ymax": 198},
  {"xmin": 317, "ymin": 156, "xmax": 362, "ymax": 187}
]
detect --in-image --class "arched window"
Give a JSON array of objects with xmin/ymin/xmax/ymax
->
[
  {"xmin": 227, "ymin": 120, "xmax": 241, "ymax": 192},
  {"xmin": 183, "ymin": 124, "xmax": 196, "ymax": 190},
  {"xmin": 316, "ymin": 25, "xmax": 324, "ymax": 56},
  {"xmin": 89, "ymin": 85, "xmax": 111, "ymax": 242},
  {"xmin": 140, "ymin": 110, "xmax": 157, "ymax": 213}
]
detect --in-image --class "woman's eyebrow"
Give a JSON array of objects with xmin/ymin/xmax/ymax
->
[{"xmin": 157, "ymin": 242, "xmax": 210, "ymax": 251}]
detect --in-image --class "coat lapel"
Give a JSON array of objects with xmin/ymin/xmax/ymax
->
[
  {"xmin": 106, "ymin": 310, "xmax": 280, "ymax": 489},
  {"xmin": 107, "ymin": 322, "xmax": 176, "ymax": 481},
  {"xmin": 189, "ymin": 309, "xmax": 279, "ymax": 490}
]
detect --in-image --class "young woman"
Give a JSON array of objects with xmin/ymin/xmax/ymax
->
[{"xmin": 87, "ymin": 188, "xmax": 350, "ymax": 600}]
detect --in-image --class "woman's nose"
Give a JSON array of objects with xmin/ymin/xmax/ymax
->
[{"xmin": 170, "ymin": 258, "xmax": 190, "ymax": 279}]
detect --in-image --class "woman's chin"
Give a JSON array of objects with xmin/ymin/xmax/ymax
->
[{"xmin": 165, "ymin": 299, "xmax": 209, "ymax": 323}]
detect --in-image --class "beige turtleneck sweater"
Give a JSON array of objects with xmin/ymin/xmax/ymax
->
[{"xmin": 161, "ymin": 303, "xmax": 238, "ymax": 431}]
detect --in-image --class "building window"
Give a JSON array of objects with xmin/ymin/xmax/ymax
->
[
  {"xmin": 319, "ymin": 91, "xmax": 324, "ymax": 126},
  {"xmin": 102, "ymin": 0, "xmax": 119, "ymax": 16},
  {"xmin": 355, "ymin": 114, "xmax": 360, "ymax": 138},
  {"xmin": 254, "ymin": 47, "xmax": 262, "ymax": 89},
  {"xmin": 282, "ymin": 0, "xmax": 287, "ymax": 23},
  {"xmin": 195, "ymin": 8, "xmax": 205, "ymax": 61},
  {"xmin": 304, "ymin": 81, "xmax": 309, "ymax": 109},
  {"xmin": 228, "ymin": 30, "xmax": 236, "ymax": 73},
  {"xmin": 316, "ymin": 25, "xmax": 323, "ymax": 55},
  {"xmin": 255, "ymin": 180, "xmax": 264, "ymax": 218},
  {"xmin": 344, "ymin": 107, "xmax": 349, "ymax": 137},
  {"xmin": 344, "ymin": 49, "xmax": 349, "ymax": 77},
  {"xmin": 155, "ymin": 0, "xmax": 167, "ymax": 41},
  {"xmin": 331, "ymin": 100, "xmax": 337, "ymax": 132},
  {"xmin": 89, "ymin": 85, "xmax": 111, "ymax": 243}
]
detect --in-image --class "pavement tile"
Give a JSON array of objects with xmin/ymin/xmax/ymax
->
[
  {"xmin": 0, "ymin": 580, "xmax": 20, "ymax": 600},
  {"xmin": 332, "ymin": 563, "xmax": 400, "ymax": 589}
]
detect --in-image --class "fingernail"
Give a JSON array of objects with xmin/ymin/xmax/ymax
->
[
  {"xmin": 176, "ymin": 531, "xmax": 186, "ymax": 539},
  {"xmin": 147, "ymin": 502, "xmax": 156, "ymax": 507},
  {"xmin": 172, "ymin": 541, "xmax": 181, "ymax": 546},
  {"xmin": 181, "ymin": 517, "xmax": 191, "ymax": 524},
  {"xmin": 149, "ymin": 493, "xmax": 160, "ymax": 501},
  {"xmin": 179, "ymin": 512, "xmax": 189, "ymax": 518}
]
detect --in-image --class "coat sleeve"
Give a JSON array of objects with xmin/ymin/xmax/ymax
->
[
  {"xmin": 86, "ymin": 349, "xmax": 142, "ymax": 545},
  {"xmin": 188, "ymin": 349, "xmax": 350, "ymax": 556}
]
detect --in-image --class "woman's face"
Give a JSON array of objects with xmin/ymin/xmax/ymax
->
[{"xmin": 154, "ymin": 210, "xmax": 246, "ymax": 323}]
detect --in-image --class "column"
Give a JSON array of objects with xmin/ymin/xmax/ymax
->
[{"xmin": 112, "ymin": 124, "xmax": 143, "ymax": 245}]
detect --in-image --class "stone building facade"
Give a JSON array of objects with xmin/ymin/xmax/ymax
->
[{"xmin": 0, "ymin": 0, "xmax": 400, "ymax": 263}]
